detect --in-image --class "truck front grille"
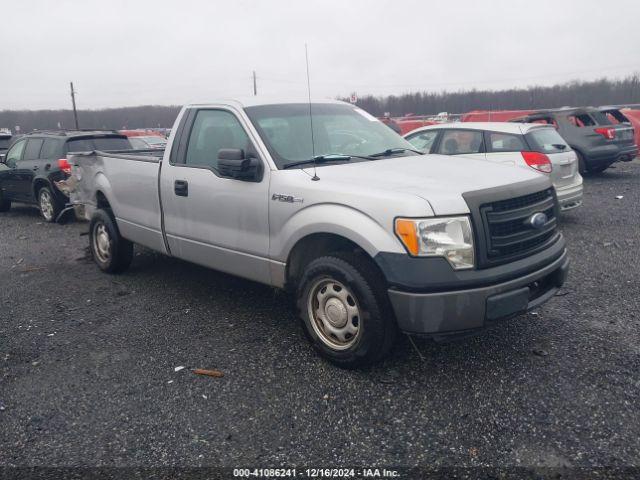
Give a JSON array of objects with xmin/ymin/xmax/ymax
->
[{"xmin": 479, "ymin": 188, "xmax": 559, "ymax": 266}]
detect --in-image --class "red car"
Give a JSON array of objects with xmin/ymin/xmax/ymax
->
[
  {"xmin": 611, "ymin": 108, "xmax": 640, "ymax": 150},
  {"xmin": 379, "ymin": 116, "xmax": 436, "ymax": 135},
  {"xmin": 461, "ymin": 110, "xmax": 537, "ymax": 123}
]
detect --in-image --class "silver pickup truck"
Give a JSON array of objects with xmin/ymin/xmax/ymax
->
[{"xmin": 69, "ymin": 98, "xmax": 569, "ymax": 367}]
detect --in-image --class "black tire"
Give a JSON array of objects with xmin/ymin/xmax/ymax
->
[
  {"xmin": 38, "ymin": 185, "xmax": 62, "ymax": 223},
  {"xmin": 89, "ymin": 208, "xmax": 133, "ymax": 274},
  {"xmin": 576, "ymin": 151, "xmax": 588, "ymax": 175},
  {"xmin": 0, "ymin": 189, "xmax": 11, "ymax": 212},
  {"xmin": 296, "ymin": 253, "xmax": 397, "ymax": 368}
]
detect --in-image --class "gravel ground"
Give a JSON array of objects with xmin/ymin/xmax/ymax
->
[{"xmin": 1, "ymin": 161, "xmax": 639, "ymax": 473}]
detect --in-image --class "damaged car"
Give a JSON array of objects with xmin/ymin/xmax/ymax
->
[{"xmin": 0, "ymin": 130, "xmax": 131, "ymax": 221}]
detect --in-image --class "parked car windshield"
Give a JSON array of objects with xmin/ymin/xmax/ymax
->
[
  {"xmin": 526, "ymin": 127, "xmax": 570, "ymax": 154},
  {"xmin": 67, "ymin": 136, "xmax": 132, "ymax": 152},
  {"xmin": 93, "ymin": 137, "xmax": 132, "ymax": 150},
  {"xmin": 244, "ymin": 103, "xmax": 417, "ymax": 169}
]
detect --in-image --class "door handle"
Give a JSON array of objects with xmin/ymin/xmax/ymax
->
[
  {"xmin": 32, "ymin": 166, "xmax": 39, "ymax": 171},
  {"xmin": 174, "ymin": 180, "xmax": 188, "ymax": 197}
]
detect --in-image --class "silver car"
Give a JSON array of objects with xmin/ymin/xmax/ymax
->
[{"xmin": 405, "ymin": 122, "xmax": 583, "ymax": 211}]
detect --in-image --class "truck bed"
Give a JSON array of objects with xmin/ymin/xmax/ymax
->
[{"xmin": 68, "ymin": 150, "xmax": 167, "ymax": 253}]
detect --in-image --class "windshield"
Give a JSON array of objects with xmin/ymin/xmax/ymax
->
[
  {"xmin": 526, "ymin": 127, "xmax": 570, "ymax": 154},
  {"xmin": 244, "ymin": 103, "xmax": 417, "ymax": 169}
]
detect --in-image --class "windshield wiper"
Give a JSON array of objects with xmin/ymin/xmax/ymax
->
[
  {"xmin": 552, "ymin": 144, "xmax": 567, "ymax": 150},
  {"xmin": 367, "ymin": 147, "xmax": 423, "ymax": 158},
  {"xmin": 281, "ymin": 153, "xmax": 376, "ymax": 170}
]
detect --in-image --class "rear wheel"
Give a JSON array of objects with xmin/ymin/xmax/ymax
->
[
  {"xmin": 576, "ymin": 151, "xmax": 588, "ymax": 175},
  {"xmin": 89, "ymin": 209, "xmax": 133, "ymax": 273},
  {"xmin": 38, "ymin": 186, "xmax": 62, "ymax": 222},
  {"xmin": 0, "ymin": 189, "xmax": 11, "ymax": 212},
  {"xmin": 297, "ymin": 253, "xmax": 397, "ymax": 368}
]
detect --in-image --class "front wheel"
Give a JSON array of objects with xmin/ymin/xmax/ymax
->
[
  {"xmin": 297, "ymin": 254, "xmax": 397, "ymax": 368},
  {"xmin": 89, "ymin": 209, "xmax": 133, "ymax": 273}
]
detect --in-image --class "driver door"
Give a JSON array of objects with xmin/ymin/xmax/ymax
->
[{"xmin": 160, "ymin": 107, "xmax": 272, "ymax": 284}]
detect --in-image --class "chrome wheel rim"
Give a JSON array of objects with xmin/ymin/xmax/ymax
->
[
  {"xmin": 92, "ymin": 222, "xmax": 112, "ymax": 264},
  {"xmin": 39, "ymin": 190, "xmax": 54, "ymax": 221},
  {"xmin": 307, "ymin": 278, "xmax": 362, "ymax": 350}
]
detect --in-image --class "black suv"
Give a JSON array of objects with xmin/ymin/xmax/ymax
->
[
  {"xmin": 511, "ymin": 107, "xmax": 637, "ymax": 174},
  {"xmin": 0, "ymin": 130, "xmax": 131, "ymax": 222}
]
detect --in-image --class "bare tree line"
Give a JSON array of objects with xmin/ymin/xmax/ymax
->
[
  {"xmin": 351, "ymin": 74, "xmax": 640, "ymax": 116},
  {"xmin": 1, "ymin": 75, "xmax": 639, "ymax": 133},
  {"xmin": 0, "ymin": 105, "xmax": 181, "ymax": 133}
]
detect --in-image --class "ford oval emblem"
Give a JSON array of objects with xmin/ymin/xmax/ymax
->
[{"xmin": 528, "ymin": 212, "xmax": 548, "ymax": 229}]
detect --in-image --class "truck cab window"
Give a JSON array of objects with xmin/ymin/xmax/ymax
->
[{"xmin": 185, "ymin": 110, "xmax": 251, "ymax": 171}]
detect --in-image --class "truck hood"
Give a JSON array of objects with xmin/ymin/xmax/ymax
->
[{"xmin": 308, "ymin": 154, "xmax": 547, "ymax": 215}]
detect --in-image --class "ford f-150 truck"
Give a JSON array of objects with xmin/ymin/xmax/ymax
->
[{"xmin": 68, "ymin": 98, "xmax": 569, "ymax": 367}]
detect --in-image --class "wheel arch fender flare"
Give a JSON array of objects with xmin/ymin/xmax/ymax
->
[
  {"xmin": 32, "ymin": 177, "xmax": 54, "ymax": 198},
  {"xmin": 273, "ymin": 203, "xmax": 405, "ymax": 263}
]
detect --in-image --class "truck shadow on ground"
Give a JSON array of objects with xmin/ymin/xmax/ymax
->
[
  {"xmin": 2, "ymin": 204, "xmax": 41, "ymax": 218},
  {"xmin": 1, "ymin": 205, "xmax": 567, "ymax": 382},
  {"xmin": 119, "ymin": 245, "xmax": 561, "ymax": 381}
]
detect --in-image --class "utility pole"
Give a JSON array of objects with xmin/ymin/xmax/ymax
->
[
  {"xmin": 252, "ymin": 71, "xmax": 257, "ymax": 96},
  {"xmin": 70, "ymin": 82, "xmax": 79, "ymax": 129}
]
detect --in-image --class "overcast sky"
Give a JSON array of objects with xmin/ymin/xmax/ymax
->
[{"xmin": 2, "ymin": 0, "xmax": 639, "ymax": 110}]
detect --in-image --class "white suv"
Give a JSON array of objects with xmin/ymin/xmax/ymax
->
[{"xmin": 405, "ymin": 122, "xmax": 583, "ymax": 211}]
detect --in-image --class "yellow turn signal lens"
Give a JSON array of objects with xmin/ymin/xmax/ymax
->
[{"xmin": 395, "ymin": 219, "xmax": 419, "ymax": 255}]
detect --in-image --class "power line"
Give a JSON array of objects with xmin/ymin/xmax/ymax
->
[{"xmin": 70, "ymin": 82, "xmax": 79, "ymax": 129}]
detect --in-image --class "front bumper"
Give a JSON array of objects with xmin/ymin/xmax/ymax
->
[
  {"xmin": 386, "ymin": 249, "xmax": 569, "ymax": 336},
  {"xmin": 556, "ymin": 178, "xmax": 583, "ymax": 211}
]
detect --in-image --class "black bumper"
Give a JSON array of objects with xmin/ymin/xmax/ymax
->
[
  {"xmin": 376, "ymin": 240, "xmax": 569, "ymax": 336},
  {"xmin": 584, "ymin": 145, "xmax": 638, "ymax": 168}
]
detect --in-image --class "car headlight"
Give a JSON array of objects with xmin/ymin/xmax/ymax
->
[{"xmin": 395, "ymin": 216, "xmax": 475, "ymax": 269}]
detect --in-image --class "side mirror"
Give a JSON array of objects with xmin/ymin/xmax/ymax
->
[{"xmin": 217, "ymin": 148, "xmax": 262, "ymax": 182}]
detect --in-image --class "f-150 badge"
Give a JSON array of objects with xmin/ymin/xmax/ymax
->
[{"xmin": 272, "ymin": 193, "xmax": 303, "ymax": 203}]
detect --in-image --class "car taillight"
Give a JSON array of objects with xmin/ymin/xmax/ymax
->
[
  {"xmin": 594, "ymin": 127, "xmax": 616, "ymax": 139},
  {"xmin": 521, "ymin": 151, "xmax": 552, "ymax": 173},
  {"xmin": 58, "ymin": 158, "xmax": 72, "ymax": 175}
]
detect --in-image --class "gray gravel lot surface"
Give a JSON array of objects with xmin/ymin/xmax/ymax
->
[{"xmin": 0, "ymin": 161, "xmax": 639, "ymax": 471}]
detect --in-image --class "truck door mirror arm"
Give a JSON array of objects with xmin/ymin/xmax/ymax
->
[{"xmin": 217, "ymin": 148, "xmax": 263, "ymax": 182}]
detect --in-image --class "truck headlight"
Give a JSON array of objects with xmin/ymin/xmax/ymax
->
[{"xmin": 395, "ymin": 216, "xmax": 475, "ymax": 269}]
